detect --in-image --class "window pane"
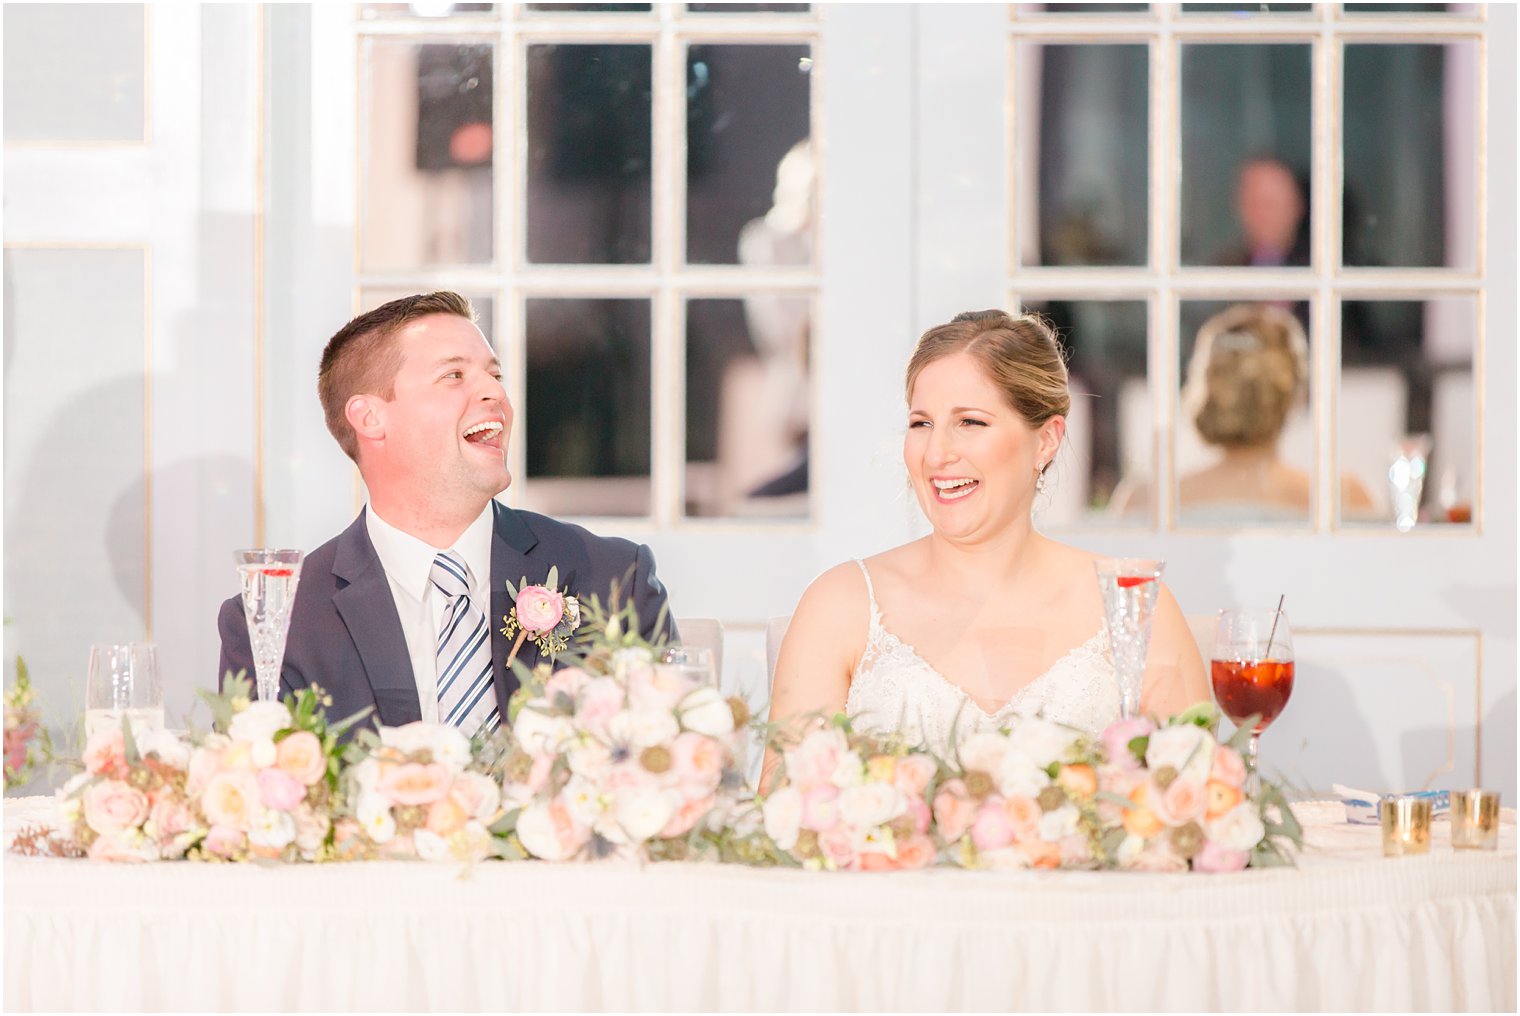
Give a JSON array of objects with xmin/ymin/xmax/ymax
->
[
  {"xmin": 1021, "ymin": 300, "xmax": 1151, "ymax": 527},
  {"xmin": 361, "ymin": 40, "xmax": 495, "ymax": 271},
  {"xmin": 1178, "ymin": 300, "xmax": 1314, "ymax": 529},
  {"xmin": 1339, "ymin": 298, "xmax": 1476, "ymax": 529},
  {"xmin": 1343, "ymin": 3, "xmax": 1477, "ymax": 12},
  {"xmin": 358, "ymin": 290, "xmax": 496, "ymax": 346},
  {"xmin": 522, "ymin": 298, "xmax": 651, "ymax": 517},
  {"xmin": 3, "ymin": 3, "xmax": 146, "ymax": 143},
  {"xmin": 685, "ymin": 297, "xmax": 810, "ymax": 519},
  {"xmin": 1016, "ymin": 3, "xmax": 1151, "ymax": 12},
  {"xmin": 1019, "ymin": 44, "xmax": 1148, "ymax": 267},
  {"xmin": 1343, "ymin": 43, "xmax": 1478, "ymax": 269},
  {"xmin": 526, "ymin": 45, "xmax": 652, "ymax": 265},
  {"xmin": 686, "ymin": 45, "xmax": 813, "ymax": 266},
  {"xmin": 361, "ymin": 3, "xmax": 497, "ymax": 18},
  {"xmin": 687, "ymin": 3, "xmax": 810, "ymax": 11},
  {"xmin": 1181, "ymin": 44, "xmax": 1312, "ymax": 268},
  {"xmin": 1182, "ymin": 3, "xmax": 1312, "ymax": 12},
  {"xmin": 526, "ymin": 3, "xmax": 651, "ymax": 11}
]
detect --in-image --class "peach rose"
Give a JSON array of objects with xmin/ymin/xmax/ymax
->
[
  {"xmin": 1210, "ymin": 745, "xmax": 1249, "ymax": 789},
  {"xmin": 1018, "ymin": 836, "xmax": 1062, "ymax": 870},
  {"xmin": 932, "ymin": 782, "xmax": 976, "ymax": 843},
  {"xmin": 1122, "ymin": 783, "xmax": 1164, "ymax": 839},
  {"xmin": 83, "ymin": 729, "xmax": 127, "ymax": 778},
  {"xmin": 427, "ymin": 796, "xmax": 468, "ymax": 836},
  {"xmin": 82, "ymin": 780, "xmax": 150, "ymax": 833},
  {"xmin": 971, "ymin": 803, "xmax": 1015, "ymax": 851},
  {"xmin": 660, "ymin": 793, "xmax": 715, "ymax": 839},
  {"xmin": 275, "ymin": 731, "xmax": 327, "ymax": 786},
  {"xmin": 1156, "ymin": 778, "xmax": 1207, "ymax": 827},
  {"xmin": 201, "ymin": 770, "xmax": 263, "ymax": 830},
  {"xmin": 669, "ymin": 732, "xmax": 724, "ymax": 791},
  {"xmin": 1003, "ymin": 795, "xmax": 1042, "ymax": 839},
  {"xmin": 1057, "ymin": 763, "xmax": 1098, "ymax": 798},
  {"xmin": 1206, "ymin": 779, "xmax": 1244, "ymax": 820},
  {"xmin": 858, "ymin": 850, "xmax": 900, "ymax": 872},
  {"xmin": 376, "ymin": 762, "xmax": 451, "ymax": 806},
  {"xmin": 449, "ymin": 771, "xmax": 501, "ymax": 822},
  {"xmin": 866, "ymin": 755, "xmax": 897, "ymax": 784},
  {"xmin": 219, "ymin": 740, "xmax": 256, "ymax": 772},
  {"xmin": 896, "ymin": 834, "xmax": 937, "ymax": 869},
  {"xmin": 515, "ymin": 586, "xmax": 566, "ymax": 635},
  {"xmin": 894, "ymin": 754, "xmax": 937, "ymax": 798}
]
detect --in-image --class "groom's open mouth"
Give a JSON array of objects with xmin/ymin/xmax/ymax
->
[
  {"xmin": 462, "ymin": 420, "xmax": 505, "ymax": 450},
  {"xmin": 932, "ymin": 477, "xmax": 979, "ymax": 503}
]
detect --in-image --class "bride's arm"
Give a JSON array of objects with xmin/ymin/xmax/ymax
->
[
  {"xmin": 1139, "ymin": 583, "xmax": 1210, "ymax": 719},
  {"xmin": 759, "ymin": 563, "xmax": 866, "ymax": 793}
]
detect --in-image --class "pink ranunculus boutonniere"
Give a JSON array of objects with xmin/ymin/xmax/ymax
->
[{"xmin": 501, "ymin": 565, "xmax": 581, "ymax": 668}]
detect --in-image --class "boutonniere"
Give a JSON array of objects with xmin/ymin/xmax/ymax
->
[{"xmin": 501, "ymin": 566, "xmax": 580, "ymax": 667}]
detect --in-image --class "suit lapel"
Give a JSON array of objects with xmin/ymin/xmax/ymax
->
[
  {"xmin": 490, "ymin": 501, "xmax": 576, "ymax": 711},
  {"xmin": 332, "ymin": 510, "xmax": 423, "ymax": 727}
]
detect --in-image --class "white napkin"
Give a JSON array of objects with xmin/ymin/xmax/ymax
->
[{"xmin": 1334, "ymin": 784, "xmax": 1450, "ymax": 825}]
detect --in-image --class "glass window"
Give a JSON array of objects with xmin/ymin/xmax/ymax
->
[
  {"xmin": 2, "ymin": 3, "xmax": 147, "ymax": 143},
  {"xmin": 525, "ymin": 44, "xmax": 653, "ymax": 265},
  {"xmin": 361, "ymin": 3, "xmax": 497, "ymax": 18}
]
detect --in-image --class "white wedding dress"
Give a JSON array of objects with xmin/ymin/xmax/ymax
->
[{"xmin": 844, "ymin": 560, "xmax": 1120, "ymax": 754}]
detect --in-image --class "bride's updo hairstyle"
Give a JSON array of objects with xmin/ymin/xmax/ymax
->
[
  {"xmin": 905, "ymin": 309, "xmax": 1072, "ymax": 428},
  {"xmin": 1184, "ymin": 303, "xmax": 1307, "ymax": 449}
]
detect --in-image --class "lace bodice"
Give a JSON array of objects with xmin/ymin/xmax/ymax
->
[{"xmin": 845, "ymin": 560, "xmax": 1121, "ymax": 754}]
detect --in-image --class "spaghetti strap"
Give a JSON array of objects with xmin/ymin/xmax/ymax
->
[{"xmin": 852, "ymin": 558, "xmax": 878, "ymax": 613}]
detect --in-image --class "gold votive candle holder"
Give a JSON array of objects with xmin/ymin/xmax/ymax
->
[
  {"xmin": 1381, "ymin": 797, "xmax": 1432, "ymax": 857},
  {"xmin": 1452, "ymin": 789, "xmax": 1501, "ymax": 850}
]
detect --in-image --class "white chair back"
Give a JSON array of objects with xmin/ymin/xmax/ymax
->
[
  {"xmin": 765, "ymin": 615, "xmax": 791, "ymax": 689},
  {"xmin": 674, "ymin": 617, "xmax": 724, "ymax": 683}
]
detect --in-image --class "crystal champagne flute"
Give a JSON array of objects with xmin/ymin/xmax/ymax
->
[
  {"xmin": 1094, "ymin": 558, "xmax": 1164, "ymax": 720},
  {"xmin": 235, "ymin": 549, "xmax": 304, "ymax": 703}
]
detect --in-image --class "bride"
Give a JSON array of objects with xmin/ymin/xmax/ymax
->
[{"xmin": 765, "ymin": 310, "xmax": 1207, "ymax": 778}]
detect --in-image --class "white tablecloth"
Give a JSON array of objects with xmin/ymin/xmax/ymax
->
[{"xmin": 4, "ymin": 798, "xmax": 1514, "ymax": 1012}]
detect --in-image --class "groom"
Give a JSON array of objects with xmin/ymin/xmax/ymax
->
[{"xmin": 217, "ymin": 292, "xmax": 676, "ymax": 733}]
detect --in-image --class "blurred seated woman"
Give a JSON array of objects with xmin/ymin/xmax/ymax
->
[
  {"xmin": 764, "ymin": 311, "xmax": 1207, "ymax": 785},
  {"xmin": 1110, "ymin": 303, "xmax": 1374, "ymax": 525}
]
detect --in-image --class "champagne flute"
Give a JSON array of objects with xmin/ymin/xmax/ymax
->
[
  {"xmin": 85, "ymin": 643, "xmax": 164, "ymax": 742},
  {"xmin": 1094, "ymin": 558, "xmax": 1164, "ymax": 719},
  {"xmin": 1210, "ymin": 607, "xmax": 1295, "ymax": 795},
  {"xmin": 235, "ymin": 549, "xmax": 304, "ymax": 703}
]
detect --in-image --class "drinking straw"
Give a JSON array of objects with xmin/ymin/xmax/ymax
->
[{"xmin": 1264, "ymin": 594, "xmax": 1286, "ymax": 659}]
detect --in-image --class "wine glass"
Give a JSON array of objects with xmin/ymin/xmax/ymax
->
[
  {"xmin": 1094, "ymin": 558, "xmax": 1165, "ymax": 719},
  {"xmin": 660, "ymin": 645, "xmax": 716, "ymax": 687},
  {"xmin": 235, "ymin": 549, "xmax": 305, "ymax": 703},
  {"xmin": 85, "ymin": 643, "xmax": 164, "ymax": 743},
  {"xmin": 1210, "ymin": 608, "xmax": 1295, "ymax": 794}
]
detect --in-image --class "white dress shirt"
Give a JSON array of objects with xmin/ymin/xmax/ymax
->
[{"xmin": 364, "ymin": 504, "xmax": 495, "ymax": 722}]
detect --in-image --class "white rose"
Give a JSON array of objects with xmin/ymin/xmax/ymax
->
[
  {"xmin": 380, "ymin": 722, "xmax": 471, "ymax": 769},
  {"xmin": 1206, "ymin": 802, "xmax": 1266, "ymax": 852},
  {"xmin": 55, "ymin": 773, "xmax": 89, "ymax": 828},
  {"xmin": 958, "ymin": 731, "xmax": 1012, "ymax": 776},
  {"xmin": 762, "ymin": 787, "xmax": 803, "ymax": 851},
  {"xmin": 997, "ymin": 755, "xmax": 1052, "ymax": 800},
  {"xmin": 1037, "ymin": 804, "xmax": 1080, "ymax": 842},
  {"xmin": 249, "ymin": 808, "xmax": 296, "ymax": 851},
  {"xmin": 228, "ymin": 701, "xmax": 292, "ymax": 746},
  {"xmin": 831, "ymin": 750, "xmax": 865, "ymax": 789},
  {"xmin": 1008, "ymin": 716, "xmax": 1080, "ymax": 770},
  {"xmin": 457, "ymin": 821, "xmax": 494, "ymax": 863},
  {"xmin": 610, "ymin": 708, "xmax": 680, "ymax": 750},
  {"xmin": 562, "ymin": 774, "xmax": 605, "ymax": 827},
  {"xmin": 349, "ymin": 757, "xmax": 381, "ymax": 795},
  {"xmin": 838, "ymin": 783, "xmax": 906, "ymax": 829},
  {"xmin": 201, "ymin": 732, "xmax": 232, "ymax": 752},
  {"xmin": 137, "ymin": 729, "xmax": 191, "ymax": 770},
  {"xmin": 512, "ymin": 707, "xmax": 575, "ymax": 756},
  {"xmin": 677, "ymin": 686, "xmax": 734, "ymax": 737},
  {"xmin": 250, "ymin": 739, "xmax": 278, "ymax": 769},
  {"xmin": 356, "ymin": 793, "xmax": 395, "ymax": 844},
  {"xmin": 1115, "ymin": 834, "xmax": 1146, "ymax": 866},
  {"xmin": 1145, "ymin": 725, "xmax": 1215, "ymax": 785},
  {"xmin": 567, "ymin": 738, "xmax": 612, "ymax": 780},
  {"xmin": 413, "ymin": 828, "xmax": 450, "ymax": 862},
  {"xmin": 593, "ymin": 808, "xmax": 632, "ymax": 847},
  {"xmin": 516, "ymin": 800, "xmax": 574, "ymax": 861},
  {"xmin": 615, "ymin": 789, "xmax": 678, "ymax": 842}
]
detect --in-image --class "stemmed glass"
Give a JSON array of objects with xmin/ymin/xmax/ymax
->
[
  {"xmin": 235, "ymin": 549, "xmax": 304, "ymax": 703},
  {"xmin": 1094, "ymin": 558, "xmax": 1165, "ymax": 720},
  {"xmin": 660, "ymin": 646, "xmax": 716, "ymax": 687},
  {"xmin": 1210, "ymin": 608, "xmax": 1295, "ymax": 795},
  {"xmin": 85, "ymin": 643, "xmax": 164, "ymax": 742}
]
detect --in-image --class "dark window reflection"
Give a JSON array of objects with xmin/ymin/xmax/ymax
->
[
  {"xmin": 685, "ymin": 297, "xmax": 810, "ymax": 518},
  {"xmin": 686, "ymin": 45, "xmax": 812, "ymax": 266},
  {"xmin": 526, "ymin": 45, "xmax": 652, "ymax": 264},
  {"xmin": 1023, "ymin": 300, "xmax": 1150, "ymax": 526},
  {"xmin": 1343, "ymin": 3, "xmax": 1465, "ymax": 11},
  {"xmin": 1019, "ymin": 3, "xmax": 1150, "ymax": 11},
  {"xmin": 687, "ymin": 3, "xmax": 809, "ymax": 11},
  {"xmin": 1343, "ymin": 43, "xmax": 1475, "ymax": 268},
  {"xmin": 1026, "ymin": 44, "xmax": 1148, "ymax": 266},
  {"xmin": 523, "ymin": 298, "xmax": 651, "ymax": 517},
  {"xmin": 1181, "ymin": 3, "xmax": 1311, "ymax": 11},
  {"xmin": 1181, "ymin": 44, "xmax": 1311, "ymax": 267},
  {"xmin": 526, "ymin": 3, "xmax": 651, "ymax": 10}
]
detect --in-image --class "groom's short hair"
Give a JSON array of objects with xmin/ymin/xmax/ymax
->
[{"xmin": 317, "ymin": 291, "xmax": 478, "ymax": 462}]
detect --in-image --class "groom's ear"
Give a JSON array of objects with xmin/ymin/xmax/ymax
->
[{"xmin": 346, "ymin": 395, "xmax": 385, "ymax": 444}]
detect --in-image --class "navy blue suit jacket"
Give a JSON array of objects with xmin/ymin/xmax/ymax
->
[{"xmin": 217, "ymin": 501, "xmax": 676, "ymax": 728}]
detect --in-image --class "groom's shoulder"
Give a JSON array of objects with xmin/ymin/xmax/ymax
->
[{"xmin": 505, "ymin": 505, "xmax": 644, "ymax": 562}]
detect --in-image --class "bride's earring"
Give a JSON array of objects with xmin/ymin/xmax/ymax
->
[{"xmin": 1035, "ymin": 462, "xmax": 1048, "ymax": 494}]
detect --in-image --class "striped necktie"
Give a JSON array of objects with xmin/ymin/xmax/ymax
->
[{"xmin": 429, "ymin": 550, "xmax": 499, "ymax": 737}]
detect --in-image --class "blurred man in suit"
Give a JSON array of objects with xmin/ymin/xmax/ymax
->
[{"xmin": 218, "ymin": 292, "xmax": 675, "ymax": 732}]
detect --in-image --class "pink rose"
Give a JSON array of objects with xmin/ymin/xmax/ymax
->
[
  {"xmin": 575, "ymin": 678, "xmax": 626, "ymax": 739},
  {"xmin": 784, "ymin": 730, "xmax": 844, "ymax": 788},
  {"xmin": 894, "ymin": 754, "xmax": 937, "ymax": 798},
  {"xmin": 627, "ymin": 665, "xmax": 687, "ymax": 712},
  {"xmin": 449, "ymin": 771, "xmax": 501, "ymax": 822},
  {"xmin": 1155, "ymin": 778, "xmax": 1207, "ymax": 827},
  {"xmin": 149, "ymin": 795, "xmax": 194, "ymax": 839},
  {"xmin": 186, "ymin": 747, "xmax": 220, "ymax": 797},
  {"xmin": 545, "ymin": 665, "xmax": 592, "ymax": 702},
  {"xmin": 658, "ymin": 793, "xmax": 714, "ymax": 839},
  {"xmin": 1059, "ymin": 834, "xmax": 1093, "ymax": 866},
  {"xmin": 204, "ymin": 823, "xmax": 247, "ymax": 859},
  {"xmin": 82, "ymin": 780, "xmax": 150, "ymax": 833},
  {"xmin": 515, "ymin": 586, "xmax": 566, "ymax": 635},
  {"xmin": 819, "ymin": 826, "xmax": 857, "ymax": 869},
  {"xmin": 1210, "ymin": 744, "xmax": 1249, "ymax": 790},
  {"xmin": 257, "ymin": 767, "xmax": 306, "ymax": 812},
  {"xmin": 932, "ymin": 782, "xmax": 976, "ymax": 843},
  {"xmin": 971, "ymin": 803, "xmax": 1015, "ymax": 851},
  {"xmin": 201, "ymin": 770, "xmax": 263, "ymax": 830},
  {"xmin": 1003, "ymin": 795, "xmax": 1042, "ymax": 839},
  {"xmin": 896, "ymin": 834, "xmax": 937, "ymax": 869},
  {"xmin": 800, "ymin": 784, "xmax": 841, "ymax": 832},
  {"xmin": 83, "ymin": 729, "xmax": 127, "ymax": 778},
  {"xmin": 88, "ymin": 832, "xmax": 156, "ymax": 863},
  {"xmin": 1101, "ymin": 716, "xmax": 1156, "ymax": 770},
  {"xmin": 669, "ymin": 732, "xmax": 724, "ymax": 792},
  {"xmin": 905, "ymin": 795, "xmax": 932, "ymax": 835},
  {"xmin": 275, "ymin": 731, "xmax": 327, "ymax": 786},
  {"xmin": 1193, "ymin": 839, "xmax": 1250, "ymax": 873},
  {"xmin": 376, "ymin": 762, "xmax": 451, "ymax": 806}
]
